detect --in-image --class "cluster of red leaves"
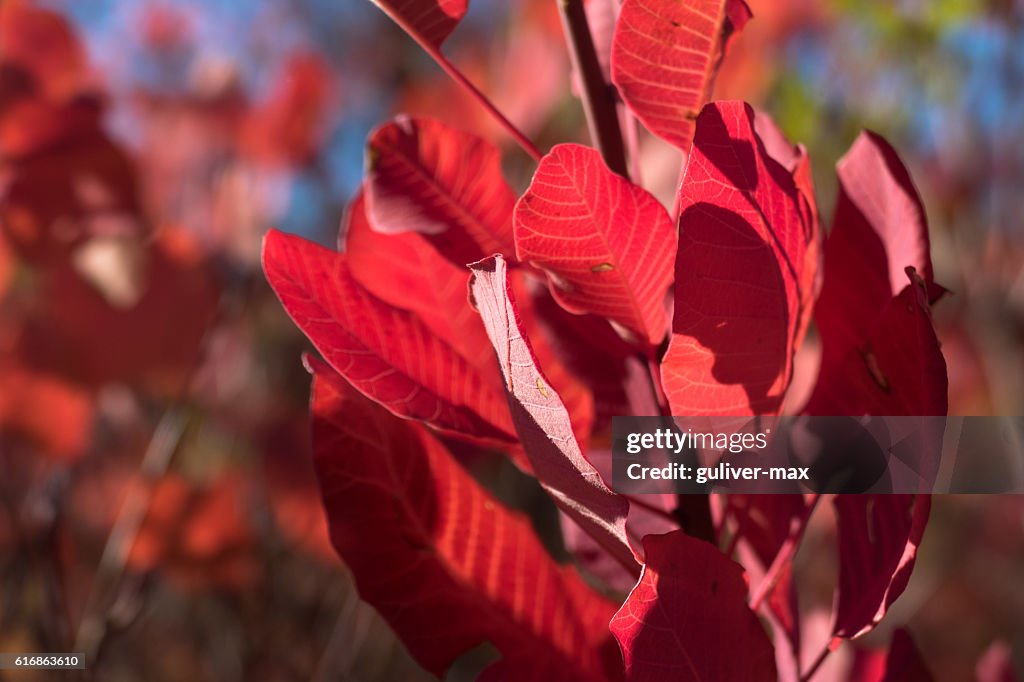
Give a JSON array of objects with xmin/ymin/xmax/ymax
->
[
  {"xmin": 0, "ymin": 2, "xmax": 225, "ymax": 461},
  {"xmin": 261, "ymin": 1, "xmax": 954, "ymax": 680}
]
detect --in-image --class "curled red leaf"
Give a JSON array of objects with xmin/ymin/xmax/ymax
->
[{"xmin": 469, "ymin": 254, "xmax": 638, "ymax": 576}]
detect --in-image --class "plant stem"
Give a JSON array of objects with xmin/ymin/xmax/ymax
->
[
  {"xmin": 749, "ymin": 493, "xmax": 821, "ymax": 612},
  {"xmin": 800, "ymin": 638, "xmax": 838, "ymax": 682},
  {"xmin": 388, "ymin": 16, "xmax": 542, "ymax": 161},
  {"xmin": 556, "ymin": 0, "xmax": 630, "ymax": 177},
  {"xmin": 74, "ymin": 408, "xmax": 189, "ymax": 662}
]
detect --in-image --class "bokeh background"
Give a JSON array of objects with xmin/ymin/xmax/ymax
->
[{"xmin": 1, "ymin": 0, "xmax": 1023, "ymax": 680}]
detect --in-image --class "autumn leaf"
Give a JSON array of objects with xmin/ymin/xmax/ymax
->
[
  {"xmin": 662, "ymin": 101, "xmax": 816, "ymax": 415},
  {"xmin": 310, "ymin": 358, "xmax": 620, "ymax": 681},
  {"xmin": 813, "ymin": 130, "xmax": 940, "ymax": 373},
  {"xmin": 262, "ymin": 229, "xmax": 518, "ymax": 450},
  {"xmin": 880, "ymin": 629, "xmax": 935, "ymax": 682},
  {"xmin": 610, "ymin": 531, "xmax": 777, "ymax": 681},
  {"xmin": 611, "ymin": 0, "xmax": 752, "ymax": 149},
  {"xmin": 469, "ymin": 254, "xmax": 638, "ymax": 576},
  {"xmin": 365, "ymin": 115, "xmax": 516, "ymax": 265},
  {"xmin": 344, "ymin": 188, "xmax": 494, "ymax": 369},
  {"xmin": 368, "ymin": 0, "xmax": 468, "ymax": 49},
  {"xmin": 514, "ymin": 143, "xmax": 675, "ymax": 346},
  {"xmin": 832, "ymin": 495, "xmax": 931, "ymax": 639}
]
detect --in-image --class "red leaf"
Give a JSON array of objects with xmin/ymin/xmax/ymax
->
[
  {"xmin": 239, "ymin": 52, "xmax": 333, "ymax": 167},
  {"xmin": 345, "ymin": 191, "xmax": 596, "ymax": 448},
  {"xmin": 611, "ymin": 0, "xmax": 752, "ymax": 149},
  {"xmin": 662, "ymin": 101, "xmax": 815, "ymax": 415},
  {"xmin": 0, "ymin": 364, "xmax": 93, "ymax": 461},
  {"xmin": 814, "ymin": 131, "xmax": 937, "ymax": 370},
  {"xmin": 881, "ymin": 629, "xmax": 934, "ymax": 682},
  {"xmin": 753, "ymin": 109, "xmax": 822, "ymax": 347},
  {"xmin": 727, "ymin": 494, "xmax": 805, "ymax": 568},
  {"xmin": 806, "ymin": 274, "xmax": 948, "ymax": 417},
  {"xmin": 0, "ymin": 1, "xmax": 89, "ymax": 102},
  {"xmin": 129, "ymin": 474, "xmax": 258, "ymax": 591},
  {"xmin": 370, "ymin": 0, "xmax": 468, "ymax": 48},
  {"xmin": 1, "ymin": 130, "xmax": 145, "ymax": 264},
  {"xmin": 514, "ymin": 143, "xmax": 675, "ymax": 345},
  {"xmin": 469, "ymin": 255, "xmax": 638, "ymax": 576},
  {"xmin": 262, "ymin": 229, "xmax": 517, "ymax": 448},
  {"xmin": 610, "ymin": 531, "xmax": 777, "ymax": 681},
  {"xmin": 365, "ymin": 115, "xmax": 516, "ymax": 265},
  {"xmin": 832, "ymin": 494, "xmax": 931, "ymax": 639},
  {"xmin": 24, "ymin": 228, "xmax": 219, "ymax": 394},
  {"xmin": 310, "ymin": 360, "xmax": 620, "ymax": 681},
  {"xmin": 344, "ymin": 188, "xmax": 493, "ymax": 369}
]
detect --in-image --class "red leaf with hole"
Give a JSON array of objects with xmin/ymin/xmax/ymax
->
[
  {"xmin": 469, "ymin": 255, "xmax": 638, "ymax": 576},
  {"xmin": 262, "ymin": 229, "xmax": 517, "ymax": 449},
  {"xmin": 611, "ymin": 0, "xmax": 751, "ymax": 149},
  {"xmin": 365, "ymin": 116, "xmax": 516, "ymax": 266},
  {"xmin": 610, "ymin": 531, "xmax": 777, "ymax": 681},
  {"xmin": 514, "ymin": 143, "xmax": 675, "ymax": 345},
  {"xmin": 832, "ymin": 494, "xmax": 931, "ymax": 639},
  {"xmin": 662, "ymin": 101, "xmax": 816, "ymax": 415},
  {"xmin": 814, "ymin": 131, "xmax": 939, "ymax": 372},
  {"xmin": 369, "ymin": 0, "xmax": 468, "ymax": 48},
  {"xmin": 310, "ymin": 359, "xmax": 620, "ymax": 681}
]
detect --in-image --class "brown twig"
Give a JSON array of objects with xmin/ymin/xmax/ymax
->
[{"xmin": 557, "ymin": 0, "xmax": 630, "ymax": 177}]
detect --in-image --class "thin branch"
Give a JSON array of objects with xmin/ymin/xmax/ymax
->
[
  {"xmin": 749, "ymin": 494, "xmax": 822, "ymax": 613},
  {"xmin": 800, "ymin": 637, "xmax": 838, "ymax": 682},
  {"xmin": 387, "ymin": 15, "xmax": 542, "ymax": 161},
  {"xmin": 557, "ymin": 0, "xmax": 629, "ymax": 177},
  {"xmin": 636, "ymin": 352, "xmax": 670, "ymax": 417},
  {"xmin": 74, "ymin": 408, "xmax": 189, "ymax": 662}
]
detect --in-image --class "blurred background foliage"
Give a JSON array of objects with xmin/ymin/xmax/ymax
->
[{"xmin": 0, "ymin": 0, "xmax": 1022, "ymax": 680}]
